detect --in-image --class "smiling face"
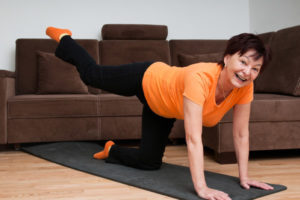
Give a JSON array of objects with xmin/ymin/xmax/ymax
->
[{"xmin": 223, "ymin": 49, "xmax": 263, "ymax": 89}]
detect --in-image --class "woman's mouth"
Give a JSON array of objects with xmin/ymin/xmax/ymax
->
[{"xmin": 235, "ymin": 73, "xmax": 247, "ymax": 82}]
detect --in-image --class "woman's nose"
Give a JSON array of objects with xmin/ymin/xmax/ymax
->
[{"xmin": 243, "ymin": 66, "xmax": 251, "ymax": 75}]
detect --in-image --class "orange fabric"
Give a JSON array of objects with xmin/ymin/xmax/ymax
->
[
  {"xmin": 93, "ymin": 141, "xmax": 115, "ymax": 159},
  {"xmin": 46, "ymin": 27, "xmax": 72, "ymax": 42},
  {"xmin": 142, "ymin": 62, "xmax": 253, "ymax": 127}
]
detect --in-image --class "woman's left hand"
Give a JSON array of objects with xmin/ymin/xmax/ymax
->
[{"xmin": 240, "ymin": 178, "xmax": 274, "ymax": 190}]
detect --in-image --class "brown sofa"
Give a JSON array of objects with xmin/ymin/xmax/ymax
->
[{"xmin": 0, "ymin": 24, "xmax": 299, "ymax": 164}]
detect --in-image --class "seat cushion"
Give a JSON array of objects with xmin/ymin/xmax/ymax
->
[
  {"xmin": 222, "ymin": 93, "xmax": 300, "ymax": 122},
  {"xmin": 98, "ymin": 94, "xmax": 143, "ymax": 117},
  {"xmin": 8, "ymin": 94, "xmax": 98, "ymax": 119}
]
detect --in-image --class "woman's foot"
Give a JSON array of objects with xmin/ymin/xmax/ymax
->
[
  {"xmin": 46, "ymin": 26, "xmax": 72, "ymax": 42},
  {"xmin": 93, "ymin": 140, "xmax": 115, "ymax": 159}
]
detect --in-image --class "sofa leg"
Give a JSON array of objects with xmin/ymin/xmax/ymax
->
[{"xmin": 214, "ymin": 151, "xmax": 237, "ymax": 164}]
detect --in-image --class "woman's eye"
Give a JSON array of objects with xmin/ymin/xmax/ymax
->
[
  {"xmin": 241, "ymin": 60, "xmax": 247, "ymax": 65},
  {"xmin": 252, "ymin": 68, "xmax": 259, "ymax": 72}
]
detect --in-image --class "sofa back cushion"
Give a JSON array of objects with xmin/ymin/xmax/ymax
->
[
  {"xmin": 257, "ymin": 31, "xmax": 274, "ymax": 45},
  {"xmin": 177, "ymin": 52, "xmax": 223, "ymax": 66},
  {"xmin": 99, "ymin": 24, "xmax": 170, "ymax": 65},
  {"xmin": 169, "ymin": 40, "xmax": 227, "ymax": 66},
  {"xmin": 16, "ymin": 39, "xmax": 99, "ymax": 95},
  {"xmin": 255, "ymin": 25, "xmax": 300, "ymax": 96},
  {"xmin": 102, "ymin": 24, "xmax": 168, "ymax": 40}
]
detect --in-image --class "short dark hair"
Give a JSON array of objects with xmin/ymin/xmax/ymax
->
[{"xmin": 218, "ymin": 33, "xmax": 271, "ymax": 72}]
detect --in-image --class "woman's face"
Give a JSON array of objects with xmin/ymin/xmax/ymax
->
[{"xmin": 224, "ymin": 49, "xmax": 263, "ymax": 88}]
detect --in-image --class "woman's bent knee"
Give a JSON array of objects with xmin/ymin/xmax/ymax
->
[{"xmin": 139, "ymin": 159, "xmax": 162, "ymax": 170}]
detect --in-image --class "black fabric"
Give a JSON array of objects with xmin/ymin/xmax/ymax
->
[
  {"xmin": 107, "ymin": 105, "xmax": 175, "ymax": 170},
  {"xmin": 22, "ymin": 142, "xmax": 287, "ymax": 200}
]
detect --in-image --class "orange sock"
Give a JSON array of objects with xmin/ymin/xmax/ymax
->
[
  {"xmin": 46, "ymin": 26, "xmax": 72, "ymax": 42},
  {"xmin": 93, "ymin": 141, "xmax": 115, "ymax": 159}
]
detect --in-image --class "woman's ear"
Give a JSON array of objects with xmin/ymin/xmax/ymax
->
[{"xmin": 223, "ymin": 55, "xmax": 230, "ymax": 67}]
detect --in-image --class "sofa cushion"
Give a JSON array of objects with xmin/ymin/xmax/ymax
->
[
  {"xmin": 100, "ymin": 117, "xmax": 142, "ymax": 140},
  {"xmin": 99, "ymin": 40, "xmax": 171, "ymax": 65},
  {"xmin": 169, "ymin": 40, "xmax": 227, "ymax": 66},
  {"xmin": 7, "ymin": 94, "xmax": 98, "ymax": 119},
  {"xmin": 178, "ymin": 52, "xmax": 223, "ymax": 66},
  {"xmin": 87, "ymin": 86, "xmax": 101, "ymax": 94},
  {"xmin": 255, "ymin": 25, "xmax": 300, "ymax": 96},
  {"xmin": 98, "ymin": 94, "xmax": 143, "ymax": 116},
  {"xmin": 257, "ymin": 32, "xmax": 274, "ymax": 45},
  {"xmin": 37, "ymin": 51, "xmax": 89, "ymax": 94},
  {"xmin": 98, "ymin": 94, "xmax": 143, "ymax": 140},
  {"xmin": 221, "ymin": 93, "xmax": 300, "ymax": 122},
  {"xmin": 102, "ymin": 24, "xmax": 168, "ymax": 40},
  {"xmin": 7, "ymin": 117, "xmax": 99, "ymax": 143},
  {"xmin": 16, "ymin": 39, "xmax": 99, "ymax": 95}
]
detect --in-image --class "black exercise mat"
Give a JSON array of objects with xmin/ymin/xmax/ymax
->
[{"xmin": 22, "ymin": 142, "xmax": 286, "ymax": 200}]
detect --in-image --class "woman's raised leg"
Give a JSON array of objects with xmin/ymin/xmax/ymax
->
[{"xmin": 46, "ymin": 27, "xmax": 153, "ymax": 99}]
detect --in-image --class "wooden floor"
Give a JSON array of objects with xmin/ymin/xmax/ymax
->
[{"xmin": 0, "ymin": 144, "xmax": 299, "ymax": 200}]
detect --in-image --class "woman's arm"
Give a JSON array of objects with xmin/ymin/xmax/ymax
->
[
  {"xmin": 184, "ymin": 97, "xmax": 231, "ymax": 200},
  {"xmin": 232, "ymin": 103, "xmax": 273, "ymax": 190},
  {"xmin": 232, "ymin": 103, "xmax": 250, "ymax": 180}
]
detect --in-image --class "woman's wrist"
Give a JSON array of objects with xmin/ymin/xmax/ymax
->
[
  {"xmin": 195, "ymin": 181, "xmax": 207, "ymax": 189},
  {"xmin": 194, "ymin": 182, "xmax": 208, "ymax": 194},
  {"xmin": 238, "ymin": 165, "xmax": 249, "ymax": 181},
  {"xmin": 239, "ymin": 176, "xmax": 249, "ymax": 182}
]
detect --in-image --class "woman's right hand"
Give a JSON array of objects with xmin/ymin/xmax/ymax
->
[{"xmin": 196, "ymin": 186, "xmax": 231, "ymax": 200}]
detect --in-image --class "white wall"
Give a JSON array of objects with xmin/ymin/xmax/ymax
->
[
  {"xmin": 249, "ymin": 0, "xmax": 300, "ymax": 33},
  {"xmin": 0, "ymin": 0, "xmax": 250, "ymax": 71}
]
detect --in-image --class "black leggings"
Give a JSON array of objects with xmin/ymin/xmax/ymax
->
[{"xmin": 56, "ymin": 36, "xmax": 175, "ymax": 170}]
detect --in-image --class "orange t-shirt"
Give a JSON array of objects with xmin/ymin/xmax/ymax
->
[{"xmin": 142, "ymin": 62, "xmax": 253, "ymax": 127}]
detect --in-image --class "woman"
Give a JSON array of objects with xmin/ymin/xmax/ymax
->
[{"xmin": 46, "ymin": 27, "xmax": 274, "ymax": 200}]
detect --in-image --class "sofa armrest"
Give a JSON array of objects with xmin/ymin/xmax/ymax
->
[
  {"xmin": 0, "ymin": 70, "xmax": 15, "ymax": 78},
  {"xmin": 0, "ymin": 70, "xmax": 16, "ymax": 144}
]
